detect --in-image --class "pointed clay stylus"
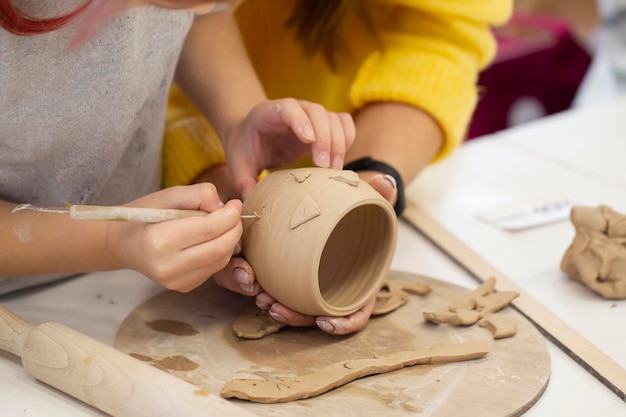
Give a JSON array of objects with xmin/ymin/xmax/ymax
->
[{"xmin": 11, "ymin": 204, "xmax": 258, "ymax": 223}]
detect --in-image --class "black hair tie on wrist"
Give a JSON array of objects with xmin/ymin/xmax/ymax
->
[{"xmin": 343, "ymin": 157, "xmax": 405, "ymax": 216}]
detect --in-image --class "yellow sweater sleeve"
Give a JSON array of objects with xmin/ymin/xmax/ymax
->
[
  {"xmin": 351, "ymin": 0, "xmax": 512, "ymax": 161},
  {"xmin": 163, "ymin": 0, "xmax": 512, "ymax": 187},
  {"xmin": 162, "ymin": 84, "xmax": 226, "ymax": 188}
]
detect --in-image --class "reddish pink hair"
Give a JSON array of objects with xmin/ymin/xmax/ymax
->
[
  {"xmin": 1, "ymin": 0, "xmax": 225, "ymax": 46},
  {"xmin": 0, "ymin": 0, "xmax": 130, "ymax": 50},
  {"xmin": 0, "ymin": 0, "xmax": 93, "ymax": 35}
]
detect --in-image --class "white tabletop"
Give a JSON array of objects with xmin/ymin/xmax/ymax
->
[
  {"xmin": 405, "ymin": 94, "xmax": 626, "ymax": 414},
  {"xmin": 2, "ymin": 97, "xmax": 626, "ymax": 415}
]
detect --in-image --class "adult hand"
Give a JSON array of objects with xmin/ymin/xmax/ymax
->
[
  {"xmin": 222, "ymin": 98, "xmax": 355, "ymax": 199},
  {"xmin": 106, "ymin": 183, "xmax": 243, "ymax": 292},
  {"xmin": 211, "ymin": 255, "xmax": 261, "ymax": 298},
  {"xmin": 356, "ymin": 170, "xmax": 399, "ymax": 208}
]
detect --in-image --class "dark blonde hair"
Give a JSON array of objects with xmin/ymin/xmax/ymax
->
[{"xmin": 286, "ymin": 0, "xmax": 375, "ymax": 66}]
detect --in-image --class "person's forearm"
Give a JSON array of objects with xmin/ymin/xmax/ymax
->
[
  {"xmin": 0, "ymin": 201, "xmax": 117, "ymax": 276},
  {"xmin": 347, "ymin": 102, "xmax": 444, "ymax": 185},
  {"xmin": 174, "ymin": 11, "xmax": 267, "ymax": 141}
]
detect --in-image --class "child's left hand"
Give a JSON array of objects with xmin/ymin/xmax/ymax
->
[{"xmin": 221, "ymin": 98, "xmax": 355, "ymax": 199}]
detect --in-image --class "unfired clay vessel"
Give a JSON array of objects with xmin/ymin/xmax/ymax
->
[{"xmin": 241, "ymin": 168, "xmax": 398, "ymax": 316}]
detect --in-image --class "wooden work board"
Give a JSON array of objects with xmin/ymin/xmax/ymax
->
[{"xmin": 115, "ymin": 270, "xmax": 550, "ymax": 417}]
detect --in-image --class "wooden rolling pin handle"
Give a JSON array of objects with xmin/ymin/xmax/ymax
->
[
  {"xmin": 0, "ymin": 306, "xmax": 31, "ymax": 356},
  {"xmin": 0, "ymin": 306, "xmax": 256, "ymax": 417}
]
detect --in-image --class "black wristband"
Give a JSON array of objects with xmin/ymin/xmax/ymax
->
[{"xmin": 343, "ymin": 157, "xmax": 405, "ymax": 216}]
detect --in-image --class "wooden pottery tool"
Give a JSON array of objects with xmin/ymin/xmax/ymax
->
[
  {"xmin": 0, "ymin": 306, "xmax": 257, "ymax": 417},
  {"xmin": 12, "ymin": 204, "xmax": 258, "ymax": 223}
]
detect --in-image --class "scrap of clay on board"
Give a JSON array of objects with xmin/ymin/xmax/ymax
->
[
  {"xmin": 423, "ymin": 277, "xmax": 520, "ymax": 339},
  {"xmin": 232, "ymin": 308, "xmax": 286, "ymax": 340},
  {"xmin": 221, "ymin": 342, "xmax": 489, "ymax": 403},
  {"xmin": 372, "ymin": 279, "xmax": 432, "ymax": 315}
]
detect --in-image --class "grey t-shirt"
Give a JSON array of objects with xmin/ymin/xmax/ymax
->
[{"xmin": 0, "ymin": 2, "xmax": 194, "ymax": 294}]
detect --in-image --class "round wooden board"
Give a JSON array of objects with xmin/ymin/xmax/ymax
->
[{"xmin": 115, "ymin": 270, "xmax": 550, "ymax": 417}]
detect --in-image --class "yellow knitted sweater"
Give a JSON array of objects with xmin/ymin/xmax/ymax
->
[{"xmin": 163, "ymin": 0, "xmax": 512, "ymax": 188}]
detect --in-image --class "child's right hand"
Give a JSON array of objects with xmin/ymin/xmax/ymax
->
[
  {"xmin": 222, "ymin": 98, "xmax": 356, "ymax": 199},
  {"xmin": 105, "ymin": 183, "xmax": 243, "ymax": 292}
]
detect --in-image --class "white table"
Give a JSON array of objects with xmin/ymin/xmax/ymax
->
[
  {"xmin": 1, "ymin": 96, "xmax": 626, "ymax": 415},
  {"xmin": 405, "ymin": 94, "xmax": 626, "ymax": 415}
]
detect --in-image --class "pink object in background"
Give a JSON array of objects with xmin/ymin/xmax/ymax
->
[{"xmin": 468, "ymin": 13, "xmax": 592, "ymax": 139}]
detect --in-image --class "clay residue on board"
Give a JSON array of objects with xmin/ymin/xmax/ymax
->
[
  {"xmin": 232, "ymin": 307, "xmax": 286, "ymax": 339},
  {"xmin": 145, "ymin": 319, "xmax": 199, "ymax": 336},
  {"xmin": 561, "ymin": 205, "xmax": 626, "ymax": 299},
  {"xmin": 329, "ymin": 170, "xmax": 360, "ymax": 187},
  {"xmin": 290, "ymin": 193, "xmax": 322, "ymax": 229},
  {"xmin": 130, "ymin": 352, "xmax": 199, "ymax": 372},
  {"xmin": 368, "ymin": 383, "xmax": 424, "ymax": 413},
  {"xmin": 423, "ymin": 277, "xmax": 519, "ymax": 338},
  {"xmin": 221, "ymin": 341, "xmax": 489, "ymax": 403}
]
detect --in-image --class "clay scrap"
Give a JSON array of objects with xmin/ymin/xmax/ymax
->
[
  {"xmin": 372, "ymin": 280, "xmax": 432, "ymax": 316},
  {"xmin": 478, "ymin": 315, "xmax": 518, "ymax": 339},
  {"xmin": 221, "ymin": 341, "xmax": 488, "ymax": 403},
  {"xmin": 561, "ymin": 205, "xmax": 626, "ymax": 299},
  {"xmin": 423, "ymin": 277, "xmax": 519, "ymax": 339},
  {"xmin": 232, "ymin": 307, "xmax": 286, "ymax": 340}
]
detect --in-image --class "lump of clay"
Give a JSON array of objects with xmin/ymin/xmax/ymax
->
[{"xmin": 561, "ymin": 205, "xmax": 626, "ymax": 299}]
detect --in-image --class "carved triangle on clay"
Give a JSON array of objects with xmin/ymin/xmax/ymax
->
[{"xmin": 290, "ymin": 193, "xmax": 322, "ymax": 229}]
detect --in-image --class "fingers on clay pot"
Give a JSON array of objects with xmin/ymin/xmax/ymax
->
[{"xmin": 241, "ymin": 168, "xmax": 398, "ymax": 316}]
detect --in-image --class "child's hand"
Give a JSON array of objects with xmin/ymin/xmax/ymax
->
[
  {"xmin": 222, "ymin": 98, "xmax": 356, "ymax": 199},
  {"xmin": 106, "ymin": 183, "xmax": 243, "ymax": 292},
  {"xmin": 255, "ymin": 291, "xmax": 377, "ymax": 336}
]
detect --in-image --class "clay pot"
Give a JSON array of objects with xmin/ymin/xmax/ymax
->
[{"xmin": 241, "ymin": 168, "xmax": 397, "ymax": 316}]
